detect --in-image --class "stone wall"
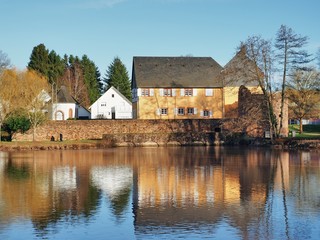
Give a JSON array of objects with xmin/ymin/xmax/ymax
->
[{"xmin": 14, "ymin": 119, "xmax": 223, "ymax": 141}]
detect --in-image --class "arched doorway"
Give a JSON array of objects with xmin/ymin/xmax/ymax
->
[{"xmin": 55, "ymin": 111, "xmax": 64, "ymax": 120}]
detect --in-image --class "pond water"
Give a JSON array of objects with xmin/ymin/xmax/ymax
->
[{"xmin": 0, "ymin": 147, "xmax": 319, "ymax": 240}]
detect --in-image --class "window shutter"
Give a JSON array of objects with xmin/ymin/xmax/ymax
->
[
  {"xmin": 172, "ymin": 89, "xmax": 176, "ymax": 96},
  {"xmin": 150, "ymin": 89, "xmax": 154, "ymax": 96},
  {"xmin": 209, "ymin": 111, "xmax": 213, "ymax": 117},
  {"xmin": 137, "ymin": 88, "xmax": 141, "ymax": 96},
  {"xmin": 193, "ymin": 89, "xmax": 197, "ymax": 96},
  {"xmin": 174, "ymin": 108, "xmax": 178, "ymax": 115},
  {"xmin": 194, "ymin": 108, "xmax": 197, "ymax": 114},
  {"xmin": 180, "ymin": 88, "xmax": 184, "ymax": 96},
  {"xmin": 200, "ymin": 111, "xmax": 204, "ymax": 117},
  {"xmin": 156, "ymin": 108, "xmax": 161, "ymax": 115},
  {"xmin": 160, "ymin": 88, "xmax": 164, "ymax": 96}
]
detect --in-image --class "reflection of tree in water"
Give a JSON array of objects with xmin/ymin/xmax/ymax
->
[
  {"xmin": 31, "ymin": 184, "xmax": 101, "ymax": 237},
  {"xmin": 5, "ymin": 159, "xmax": 30, "ymax": 180},
  {"xmin": 109, "ymin": 187, "xmax": 132, "ymax": 221}
]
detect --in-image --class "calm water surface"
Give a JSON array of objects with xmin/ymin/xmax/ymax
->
[{"xmin": 0, "ymin": 147, "xmax": 319, "ymax": 240}]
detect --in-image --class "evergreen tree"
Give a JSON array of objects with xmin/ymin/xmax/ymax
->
[
  {"xmin": 48, "ymin": 50, "xmax": 65, "ymax": 84},
  {"xmin": 81, "ymin": 55, "xmax": 101, "ymax": 104},
  {"xmin": 103, "ymin": 57, "xmax": 131, "ymax": 100},
  {"xmin": 96, "ymin": 66, "xmax": 104, "ymax": 95},
  {"xmin": 28, "ymin": 44, "xmax": 50, "ymax": 77}
]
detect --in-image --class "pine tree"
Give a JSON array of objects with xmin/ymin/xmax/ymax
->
[
  {"xmin": 96, "ymin": 67, "xmax": 104, "ymax": 95},
  {"xmin": 81, "ymin": 55, "xmax": 101, "ymax": 104},
  {"xmin": 48, "ymin": 50, "xmax": 65, "ymax": 84},
  {"xmin": 28, "ymin": 44, "xmax": 50, "ymax": 77},
  {"xmin": 103, "ymin": 57, "xmax": 131, "ymax": 100}
]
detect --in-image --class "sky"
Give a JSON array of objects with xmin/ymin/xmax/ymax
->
[{"xmin": 0, "ymin": 0, "xmax": 319, "ymax": 77}]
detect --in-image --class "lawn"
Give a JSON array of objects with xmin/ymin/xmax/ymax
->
[{"xmin": 289, "ymin": 124, "xmax": 320, "ymax": 138}]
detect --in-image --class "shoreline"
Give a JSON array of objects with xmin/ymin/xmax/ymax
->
[{"xmin": 1, "ymin": 138, "xmax": 320, "ymax": 152}]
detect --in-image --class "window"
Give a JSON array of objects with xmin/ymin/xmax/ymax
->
[
  {"xmin": 161, "ymin": 108, "xmax": 168, "ymax": 115},
  {"xmin": 142, "ymin": 89, "xmax": 149, "ymax": 96},
  {"xmin": 101, "ymin": 102, "xmax": 107, "ymax": 107},
  {"xmin": 112, "ymin": 94, "xmax": 114, "ymax": 98},
  {"xmin": 187, "ymin": 108, "xmax": 194, "ymax": 115},
  {"xmin": 178, "ymin": 108, "xmax": 185, "ymax": 115},
  {"xmin": 203, "ymin": 110, "xmax": 210, "ymax": 117},
  {"xmin": 205, "ymin": 89, "xmax": 213, "ymax": 96},
  {"xmin": 185, "ymin": 89, "xmax": 193, "ymax": 96},
  {"xmin": 164, "ymin": 88, "xmax": 172, "ymax": 96}
]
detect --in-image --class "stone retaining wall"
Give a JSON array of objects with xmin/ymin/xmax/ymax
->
[{"xmin": 14, "ymin": 119, "xmax": 223, "ymax": 141}]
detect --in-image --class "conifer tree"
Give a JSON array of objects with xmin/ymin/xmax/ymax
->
[
  {"xmin": 103, "ymin": 57, "xmax": 131, "ymax": 100},
  {"xmin": 28, "ymin": 44, "xmax": 50, "ymax": 77},
  {"xmin": 48, "ymin": 50, "xmax": 65, "ymax": 84},
  {"xmin": 81, "ymin": 55, "xmax": 101, "ymax": 104}
]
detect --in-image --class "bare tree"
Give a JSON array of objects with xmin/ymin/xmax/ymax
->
[
  {"xmin": 0, "ymin": 69, "xmax": 49, "ymax": 141},
  {"xmin": 275, "ymin": 25, "xmax": 313, "ymax": 135},
  {"xmin": 0, "ymin": 50, "xmax": 11, "ymax": 73},
  {"xmin": 19, "ymin": 70, "xmax": 50, "ymax": 141},
  {"xmin": 286, "ymin": 68, "xmax": 320, "ymax": 133},
  {"xmin": 223, "ymin": 36, "xmax": 276, "ymax": 139},
  {"xmin": 0, "ymin": 69, "xmax": 19, "ymax": 141}
]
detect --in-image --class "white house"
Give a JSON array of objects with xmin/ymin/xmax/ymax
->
[
  {"xmin": 90, "ymin": 86, "xmax": 132, "ymax": 119},
  {"xmin": 52, "ymin": 86, "xmax": 91, "ymax": 120}
]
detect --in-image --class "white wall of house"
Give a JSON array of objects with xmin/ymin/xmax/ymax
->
[
  {"xmin": 90, "ymin": 87, "xmax": 132, "ymax": 119},
  {"xmin": 52, "ymin": 103, "xmax": 77, "ymax": 120}
]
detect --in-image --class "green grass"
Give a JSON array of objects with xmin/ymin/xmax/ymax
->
[{"xmin": 289, "ymin": 124, "xmax": 320, "ymax": 138}]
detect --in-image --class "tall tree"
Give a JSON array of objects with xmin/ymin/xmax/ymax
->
[
  {"xmin": 28, "ymin": 44, "xmax": 50, "ymax": 77},
  {"xmin": 48, "ymin": 50, "xmax": 65, "ymax": 84},
  {"xmin": 286, "ymin": 68, "xmax": 320, "ymax": 133},
  {"xmin": 275, "ymin": 25, "xmax": 313, "ymax": 135},
  {"xmin": 103, "ymin": 57, "xmax": 131, "ymax": 100},
  {"xmin": 19, "ymin": 70, "xmax": 49, "ymax": 141},
  {"xmin": 0, "ymin": 69, "xmax": 19, "ymax": 141},
  {"xmin": 0, "ymin": 50, "xmax": 11, "ymax": 73},
  {"xmin": 81, "ymin": 55, "xmax": 101, "ymax": 104},
  {"xmin": 241, "ymin": 36, "xmax": 277, "ymax": 139},
  {"xmin": 96, "ymin": 66, "xmax": 104, "ymax": 95},
  {"xmin": 59, "ymin": 55, "xmax": 90, "ymax": 107}
]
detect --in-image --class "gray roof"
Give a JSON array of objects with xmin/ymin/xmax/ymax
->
[
  {"xmin": 132, "ymin": 57, "xmax": 223, "ymax": 88},
  {"xmin": 222, "ymin": 47, "xmax": 261, "ymax": 87},
  {"xmin": 57, "ymin": 86, "xmax": 77, "ymax": 103}
]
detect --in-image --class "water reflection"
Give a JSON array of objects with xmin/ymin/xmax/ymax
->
[{"xmin": 0, "ymin": 147, "xmax": 319, "ymax": 239}]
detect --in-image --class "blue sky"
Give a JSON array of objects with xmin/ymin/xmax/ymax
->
[{"xmin": 0, "ymin": 0, "xmax": 319, "ymax": 76}]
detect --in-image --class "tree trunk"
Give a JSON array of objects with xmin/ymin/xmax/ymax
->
[{"xmin": 299, "ymin": 118, "xmax": 303, "ymax": 134}]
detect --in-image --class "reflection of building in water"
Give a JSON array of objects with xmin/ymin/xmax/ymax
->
[
  {"xmin": 132, "ymin": 147, "xmax": 272, "ymax": 237},
  {"xmin": 53, "ymin": 166, "xmax": 77, "ymax": 190},
  {"xmin": 0, "ymin": 150, "xmax": 134, "ymax": 231},
  {"xmin": 91, "ymin": 166, "xmax": 133, "ymax": 199}
]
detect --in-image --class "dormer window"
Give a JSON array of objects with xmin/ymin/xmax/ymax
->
[
  {"xmin": 163, "ymin": 88, "xmax": 172, "ymax": 96},
  {"xmin": 185, "ymin": 89, "xmax": 193, "ymax": 96}
]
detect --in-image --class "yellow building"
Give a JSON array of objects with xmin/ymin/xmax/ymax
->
[
  {"xmin": 222, "ymin": 47, "xmax": 262, "ymax": 118},
  {"xmin": 131, "ymin": 57, "xmax": 224, "ymax": 119}
]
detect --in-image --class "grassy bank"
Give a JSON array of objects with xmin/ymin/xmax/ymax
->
[{"xmin": 289, "ymin": 124, "xmax": 320, "ymax": 138}]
